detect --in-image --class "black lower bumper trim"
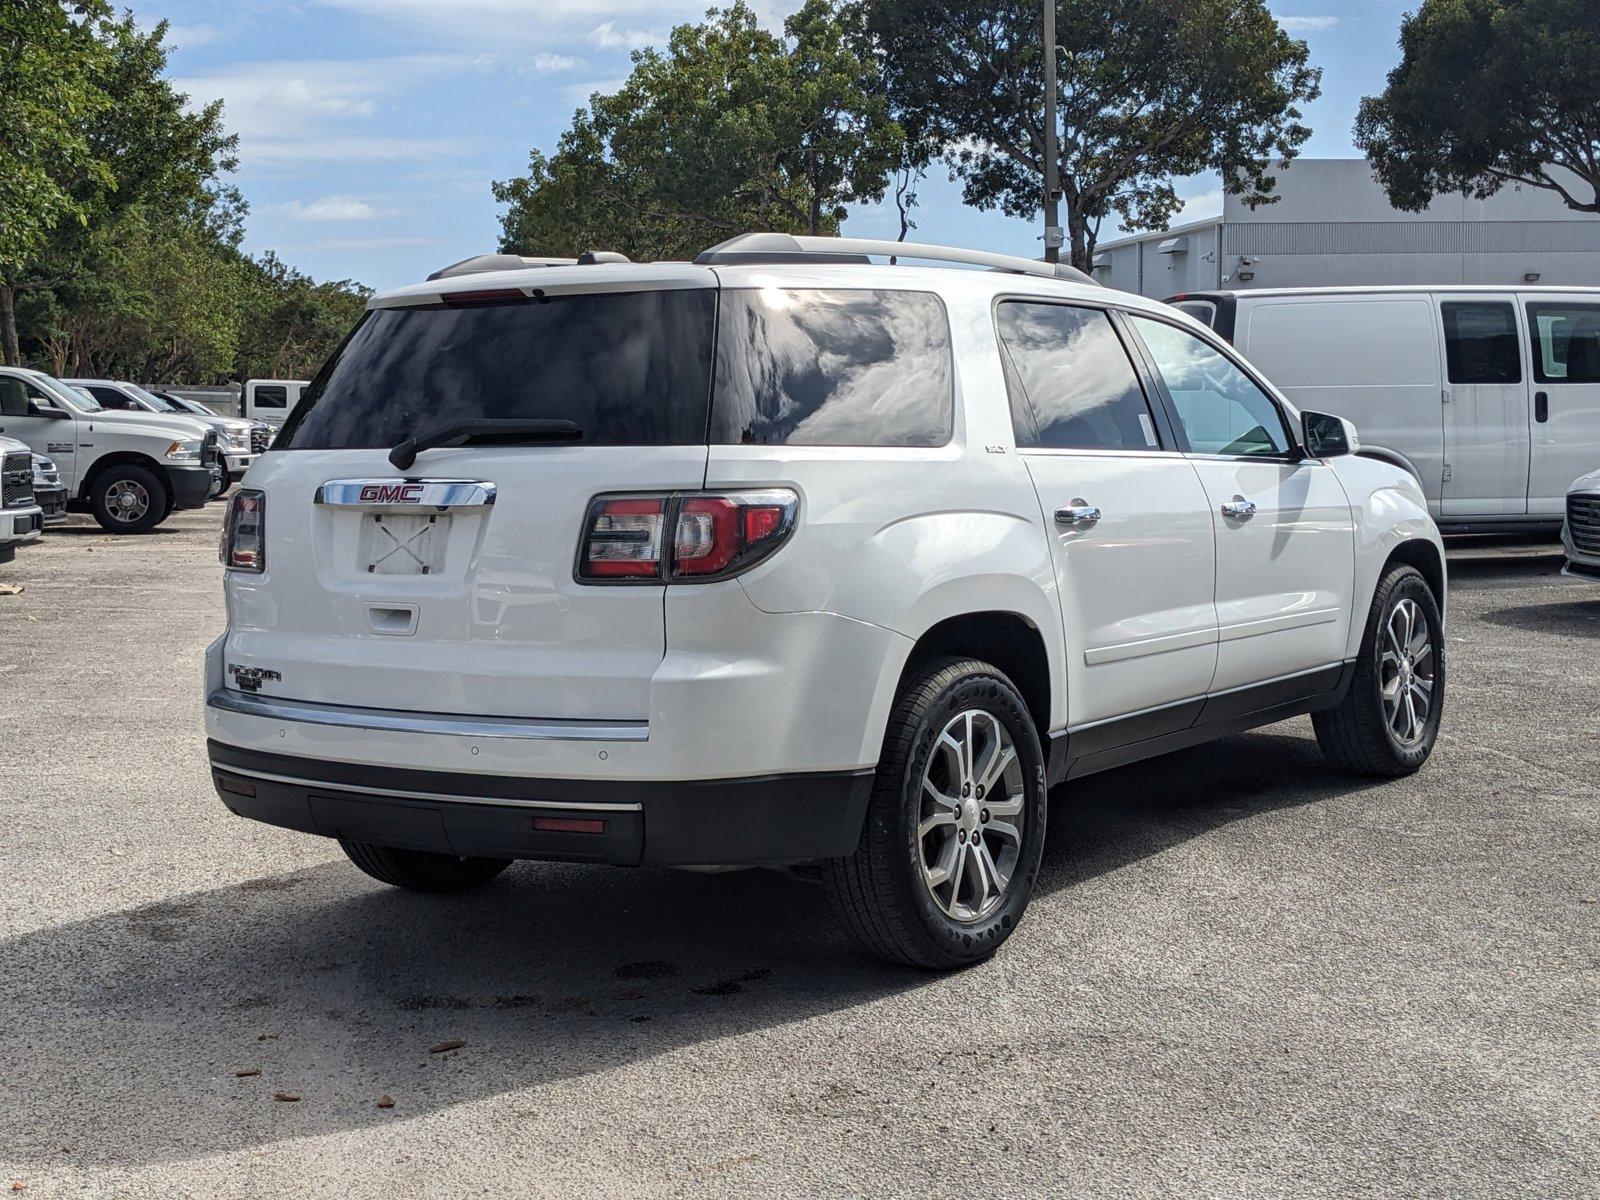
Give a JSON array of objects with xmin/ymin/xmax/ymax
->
[
  {"xmin": 169, "ymin": 466, "xmax": 213, "ymax": 509},
  {"xmin": 207, "ymin": 741, "xmax": 874, "ymax": 866},
  {"xmin": 1565, "ymin": 558, "xmax": 1600, "ymax": 580}
]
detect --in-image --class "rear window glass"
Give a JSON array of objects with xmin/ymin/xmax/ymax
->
[
  {"xmin": 253, "ymin": 386, "xmax": 287, "ymax": 410},
  {"xmin": 711, "ymin": 289, "xmax": 951, "ymax": 447},
  {"xmin": 278, "ymin": 289, "xmax": 717, "ymax": 449}
]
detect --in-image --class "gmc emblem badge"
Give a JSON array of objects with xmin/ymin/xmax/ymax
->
[{"xmin": 359, "ymin": 483, "xmax": 425, "ymax": 504}]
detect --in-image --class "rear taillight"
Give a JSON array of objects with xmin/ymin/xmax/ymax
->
[
  {"xmin": 220, "ymin": 489, "xmax": 266, "ymax": 572},
  {"xmin": 577, "ymin": 489, "xmax": 797, "ymax": 583}
]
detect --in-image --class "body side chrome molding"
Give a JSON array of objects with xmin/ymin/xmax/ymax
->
[{"xmin": 208, "ymin": 688, "xmax": 649, "ymax": 742}]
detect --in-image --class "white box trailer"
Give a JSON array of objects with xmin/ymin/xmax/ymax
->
[
  {"xmin": 243, "ymin": 379, "xmax": 309, "ymax": 428},
  {"xmin": 1170, "ymin": 286, "xmax": 1600, "ymax": 533}
]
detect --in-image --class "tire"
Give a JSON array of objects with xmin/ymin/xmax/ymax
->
[
  {"xmin": 1314, "ymin": 564, "xmax": 1444, "ymax": 776},
  {"xmin": 88, "ymin": 464, "xmax": 167, "ymax": 534},
  {"xmin": 339, "ymin": 840, "xmax": 512, "ymax": 893},
  {"xmin": 215, "ymin": 468, "xmax": 233, "ymax": 499},
  {"xmin": 823, "ymin": 658, "xmax": 1048, "ymax": 970}
]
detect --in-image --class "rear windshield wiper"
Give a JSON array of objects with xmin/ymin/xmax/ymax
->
[{"xmin": 388, "ymin": 418, "xmax": 583, "ymax": 470}]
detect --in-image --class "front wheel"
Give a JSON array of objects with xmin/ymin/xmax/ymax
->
[
  {"xmin": 339, "ymin": 840, "xmax": 511, "ymax": 892},
  {"xmin": 89, "ymin": 465, "xmax": 168, "ymax": 534},
  {"xmin": 824, "ymin": 658, "xmax": 1048, "ymax": 970},
  {"xmin": 1314, "ymin": 564, "xmax": 1444, "ymax": 776}
]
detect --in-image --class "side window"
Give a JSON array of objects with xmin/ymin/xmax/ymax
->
[
  {"xmin": 254, "ymin": 385, "xmax": 288, "ymax": 410},
  {"xmin": 1527, "ymin": 302, "xmax": 1600, "ymax": 384},
  {"xmin": 995, "ymin": 302, "xmax": 1160, "ymax": 452},
  {"xmin": 1129, "ymin": 315, "xmax": 1292, "ymax": 457},
  {"xmin": 88, "ymin": 386, "xmax": 133, "ymax": 409},
  {"xmin": 1441, "ymin": 302, "xmax": 1521, "ymax": 384},
  {"xmin": 0, "ymin": 379, "xmax": 26, "ymax": 417},
  {"xmin": 711, "ymin": 289, "xmax": 952, "ymax": 447}
]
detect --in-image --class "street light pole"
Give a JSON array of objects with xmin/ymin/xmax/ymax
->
[{"xmin": 1042, "ymin": 0, "xmax": 1063, "ymax": 265}]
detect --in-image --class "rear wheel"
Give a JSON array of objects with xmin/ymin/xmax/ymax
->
[
  {"xmin": 88, "ymin": 465, "xmax": 167, "ymax": 534},
  {"xmin": 339, "ymin": 840, "xmax": 511, "ymax": 892},
  {"xmin": 824, "ymin": 658, "xmax": 1047, "ymax": 970},
  {"xmin": 1314, "ymin": 564, "xmax": 1444, "ymax": 776}
]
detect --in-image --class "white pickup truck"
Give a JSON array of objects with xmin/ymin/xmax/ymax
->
[
  {"xmin": 0, "ymin": 435, "xmax": 43, "ymax": 565},
  {"xmin": 0, "ymin": 367, "xmax": 221, "ymax": 533}
]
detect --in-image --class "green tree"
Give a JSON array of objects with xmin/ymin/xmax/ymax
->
[
  {"xmin": 0, "ymin": 9, "xmax": 236, "ymax": 364},
  {"xmin": 1355, "ymin": 0, "xmax": 1600, "ymax": 214},
  {"xmin": 232, "ymin": 252, "xmax": 370, "ymax": 383},
  {"xmin": 494, "ymin": 1, "xmax": 904, "ymax": 260},
  {"xmin": 0, "ymin": 1, "xmax": 112, "ymax": 363},
  {"xmin": 865, "ymin": 0, "xmax": 1321, "ymax": 270}
]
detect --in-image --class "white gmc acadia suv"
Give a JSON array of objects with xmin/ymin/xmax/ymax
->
[{"xmin": 206, "ymin": 234, "xmax": 1448, "ymax": 969}]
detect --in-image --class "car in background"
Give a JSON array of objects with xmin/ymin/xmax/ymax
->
[
  {"xmin": 31, "ymin": 453, "xmax": 67, "ymax": 525},
  {"xmin": 1563, "ymin": 469, "xmax": 1600, "ymax": 580},
  {"xmin": 156, "ymin": 392, "xmax": 273, "ymax": 460},
  {"xmin": 1166, "ymin": 286, "xmax": 1600, "ymax": 536},
  {"xmin": 242, "ymin": 379, "xmax": 309, "ymax": 429},
  {"xmin": 0, "ymin": 367, "xmax": 220, "ymax": 533},
  {"xmin": 0, "ymin": 435, "xmax": 42, "ymax": 565},
  {"xmin": 66, "ymin": 379, "xmax": 256, "ymax": 494}
]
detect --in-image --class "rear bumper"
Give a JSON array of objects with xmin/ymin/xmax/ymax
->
[
  {"xmin": 208, "ymin": 740, "xmax": 873, "ymax": 865},
  {"xmin": 169, "ymin": 466, "xmax": 214, "ymax": 509}
]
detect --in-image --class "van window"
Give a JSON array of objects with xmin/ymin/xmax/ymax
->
[
  {"xmin": 996, "ymin": 302, "xmax": 1160, "ymax": 452},
  {"xmin": 1527, "ymin": 303, "xmax": 1600, "ymax": 384},
  {"xmin": 1172, "ymin": 301, "xmax": 1216, "ymax": 329},
  {"xmin": 1441, "ymin": 302, "xmax": 1521, "ymax": 385},
  {"xmin": 711, "ymin": 289, "xmax": 951, "ymax": 447},
  {"xmin": 278, "ymin": 289, "xmax": 717, "ymax": 449},
  {"xmin": 1130, "ymin": 315, "xmax": 1292, "ymax": 457},
  {"xmin": 253, "ymin": 386, "xmax": 288, "ymax": 410}
]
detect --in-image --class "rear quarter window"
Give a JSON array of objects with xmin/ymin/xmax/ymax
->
[{"xmin": 711, "ymin": 289, "xmax": 952, "ymax": 447}]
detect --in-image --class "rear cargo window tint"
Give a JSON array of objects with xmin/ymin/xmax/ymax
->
[
  {"xmin": 1441, "ymin": 302, "xmax": 1521, "ymax": 385},
  {"xmin": 711, "ymin": 289, "xmax": 952, "ymax": 447},
  {"xmin": 996, "ymin": 302, "xmax": 1160, "ymax": 452},
  {"xmin": 277, "ymin": 289, "xmax": 716, "ymax": 449}
]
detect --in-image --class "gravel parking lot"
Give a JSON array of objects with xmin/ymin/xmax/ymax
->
[{"xmin": 1, "ymin": 507, "xmax": 1596, "ymax": 1198}]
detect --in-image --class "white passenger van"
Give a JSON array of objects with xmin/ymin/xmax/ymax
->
[
  {"xmin": 1167, "ymin": 288, "xmax": 1600, "ymax": 534},
  {"xmin": 243, "ymin": 379, "xmax": 309, "ymax": 429}
]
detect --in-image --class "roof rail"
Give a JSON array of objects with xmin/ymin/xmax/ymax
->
[
  {"xmin": 427, "ymin": 250, "xmax": 632, "ymax": 281},
  {"xmin": 695, "ymin": 233, "xmax": 1098, "ymax": 285}
]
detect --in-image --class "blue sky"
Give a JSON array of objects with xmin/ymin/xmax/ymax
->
[{"xmin": 136, "ymin": 0, "xmax": 1415, "ymax": 292}]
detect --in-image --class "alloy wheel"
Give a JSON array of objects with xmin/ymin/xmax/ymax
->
[
  {"xmin": 917, "ymin": 709, "xmax": 1026, "ymax": 924},
  {"xmin": 105, "ymin": 479, "xmax": 151, "ymax": 524},
  {"xmin": 1381, "ymin": 597, "xmax": 1435, "ymax": 746}
]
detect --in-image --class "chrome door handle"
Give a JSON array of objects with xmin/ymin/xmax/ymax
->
[
  {"xmin": 1055, "ymin": 501, "xmax": 1102, "ymax": 528},
  {"xmin": 1221, "ymin": 497, "xmax": 1257, "ymax": 520}
]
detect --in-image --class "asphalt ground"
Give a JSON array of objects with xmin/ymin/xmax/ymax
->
[{"xmin": 1, "ymin": 507, "xmax": 1595, "ymax": 1198}]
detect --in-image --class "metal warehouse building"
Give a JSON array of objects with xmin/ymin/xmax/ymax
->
[{"xmin": 1094, "ymin": 158, "xmax": 1600, "ymax": 298}]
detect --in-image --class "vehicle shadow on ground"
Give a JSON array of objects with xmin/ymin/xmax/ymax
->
[
  {"xmin": 2, "ymin": 729, "xmax": 1376, "ymax": 1168},
  {"xmin": 1479, "ymin": 598, "xmax": 1600, "ymax": 637}
]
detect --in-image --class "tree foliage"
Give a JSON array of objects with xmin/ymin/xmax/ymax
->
[
  {"xmin": 2, "ymin": 5, "xmax": 367, "ymax": 382},
  {"xmin": 494, "ymin": 0, "xmax": 904, "ymax": 261},
  {"xmin": 1355, "ymin": 0, "xmax": 1600, "ymax": 214},
  {"xmin": 866, "ymin": 0, "xmax": 1321, "ymax": 269}
]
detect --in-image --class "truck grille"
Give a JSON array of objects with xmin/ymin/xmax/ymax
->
[
  {"xmin": 201, "ymin": 430, "xmax": 221, "ymax": 468},
  {"xmin": 251, "ymin": 425, "xmax": 271, "ymax": 455},
  {"xmin": 2, "ymin": 452, "xmax": 33, "ymax": 508},
  {"xmin": 1569, "ymin": 493, "xmax": 1600, "ymax": 556}
]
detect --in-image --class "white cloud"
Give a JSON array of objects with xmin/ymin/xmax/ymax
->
[
  {"xmin": 1276, "ymin": 15, "xmax": 1339, "ymax": 32},
  {"xmin": 528, "ymin": 52, "xmax": 582, "ymax": 72},
  {"xmin": 590, "ymin": 21, "xmax": 660, "ymax": 50},
  {"xmin": 164, "ymin": 23, "xmax": 222, "ymax": 50},
  {"xmin": 277, "ymin": 194, "xmax": 401, "ymax": 221},
  {"xmin": 561, "ymin": 77, "xmax": 627, "ymax": 105},
  {"xmin": 1173, "ymin": 189, "xmax": 1224, "ymax": 225}
]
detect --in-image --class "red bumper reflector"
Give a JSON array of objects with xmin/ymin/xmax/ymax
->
[
  {"xmin": 219, "ymin": 776, "xmax": 257, "ymax": 798},
  {"xmin": 533, "ymin": 816, "xmax": 606, "ymax": 835}
]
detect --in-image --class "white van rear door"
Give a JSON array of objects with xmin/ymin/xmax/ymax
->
[
  {"xmin": 1524, "ymin": 297, "xmax": 1600, "ymax": 515},
  {"xmin": 1436, "ymin": 294, "xmax": 1530, "ymax": 517}
]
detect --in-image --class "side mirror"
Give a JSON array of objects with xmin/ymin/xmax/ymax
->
[
  {"xmin": 1302, "ymin": 410, "xmax": 1359, "ymax": 459},
  {"xmin": 35, "ymin": 406, "xmax": 71, "ymax": 420}
]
